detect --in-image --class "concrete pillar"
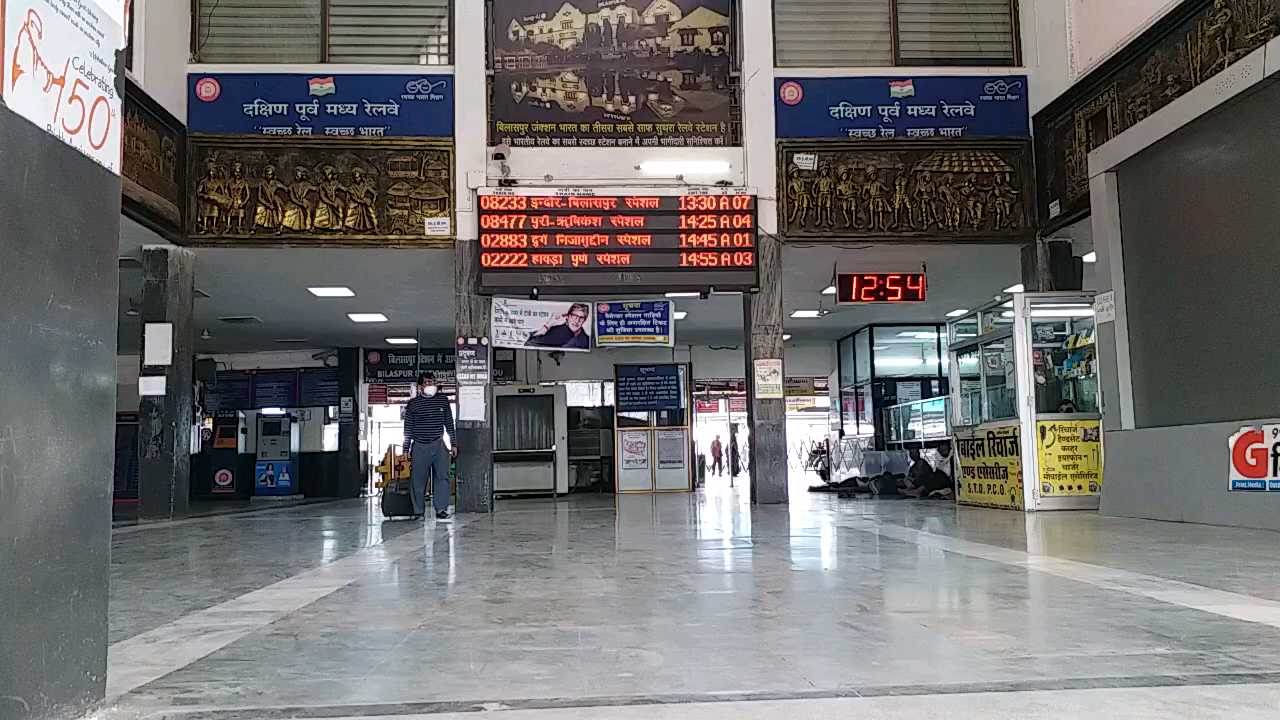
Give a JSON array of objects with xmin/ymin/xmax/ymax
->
[
  {"xmin": 137, "ymin": 245, "xmax": 196, "ymax": 520},
  {"xmin": 0, "ymin": 105, "xmax": 119, "ymax": 719},
  {"xmin": 744, "ymin": 233, "xmax": 789, "ymax": 504},
  {"xmin": 454, "ymin": 243, "xmax": 495, "ymax": 514},
  {"xmin": 336, "ymin": 348, "xmax": 363, "ymax": 497}
]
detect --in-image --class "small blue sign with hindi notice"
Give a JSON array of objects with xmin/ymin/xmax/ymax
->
[
  {"xmin": 187, "ymin": 73, "xmax": 454, "ymax": 137},
  {"xmin": 615, "ymin": 364, "xmax": 684, "ymax": 413},
  {"xmin": 775, "ymin": 75, "xmax": 1030, "ymax": 140},
  {"xmin": 595, "ymin": 301, "xmax": 674, "ymax": 347}
]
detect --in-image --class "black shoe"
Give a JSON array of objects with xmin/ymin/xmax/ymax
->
[{"xmin": 435, "ymin": 510, "xmax": 452, "ymax": 521}]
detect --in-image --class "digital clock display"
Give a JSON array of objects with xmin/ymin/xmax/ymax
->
[
  {"xmin": 836, "ymin": 273, "xmax": 928, "ymax": 304},
  {"xmin": 477, "ymin": 191, "xmax": 759, "ymax": 293}
]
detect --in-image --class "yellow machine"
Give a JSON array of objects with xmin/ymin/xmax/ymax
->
[{"xmin": 374, "ymin": 446, "xmax": 411, "ymax": 489}]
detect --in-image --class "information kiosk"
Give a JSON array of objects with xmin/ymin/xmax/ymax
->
[
  {"xmin": 614, "ymin": 364, "xmax": 692, "ymax": 493},
  {"xmin": 947, "ymin": 292, "xmax": 1103, "ymax": 511}
]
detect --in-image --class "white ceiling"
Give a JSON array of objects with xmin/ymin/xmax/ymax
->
[{"xmin": 119, "ymin": 217, "xmax": 1032, "ymax": 355}]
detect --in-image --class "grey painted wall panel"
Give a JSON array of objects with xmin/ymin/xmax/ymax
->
[
  {"xmin": 1101, "ymin": 421, "xmax": 1280, "ymax": 532},
  {"xmin": 0, "ymin": 107, "xmax": 120, "ymax": 718},
  {"xmin": 1116, "ymin": 80, "xmax": 1280, "ymax": 429}
]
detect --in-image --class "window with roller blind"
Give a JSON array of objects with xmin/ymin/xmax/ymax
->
[
  {"xmin": 192, "ymin": 0, "xmax": 452, "ymax": 65},
  {"xmin": 773, "ymin": 0, "xmax": 1018, "ymax": 67}
]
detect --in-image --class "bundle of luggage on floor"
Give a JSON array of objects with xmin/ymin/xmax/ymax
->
[
  {"xmin": 375, "ymin": 446, "xmax": 416, "ymax": 518},
  {"xmin": 809, "ymin": 472, "xmax": 908, "ymax": 499}
]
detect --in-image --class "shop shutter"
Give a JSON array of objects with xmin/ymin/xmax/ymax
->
[
  {"xmin": 194, "ymin": 0, "xmax": 323, "ymax": 63},
  {"xmin": 895, "ymin": 0, "xmax": 1016, "ymax": 65},
  {"xmin": 774, "ymin": 0, "xmax": 893, "ymax": 67},
  {"xmin": 328, "ymin": 0, "xmax": 452, "ymax": 65}
]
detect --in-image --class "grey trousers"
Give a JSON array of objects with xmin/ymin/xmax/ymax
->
[{"xmin": 410, "ymin": 439, "xmax": 450, "ymax": 514}]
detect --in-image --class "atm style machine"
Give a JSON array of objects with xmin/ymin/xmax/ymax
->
[
  {"xmin": 255, "ymin": 414, "xmax": 300, "ymax": 497},
  {"xmin": 492, "ymin": 385, "xmax": 568, "ymax": 497}
]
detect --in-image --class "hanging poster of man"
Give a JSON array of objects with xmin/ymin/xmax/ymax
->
[
  {"xmin": 492, "ymin": 297, "xmax": 595, "ymax": 352},
  {"xmin": 490, "ymin": 0, "xmax": 734, "ymax": 148}
]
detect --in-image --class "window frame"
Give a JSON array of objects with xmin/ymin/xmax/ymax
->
[
  {"xmin": 770, "ymin": 0, "xmax": 1021, "ymax": 68},
  {"xmin": 190, "ymin": 0, "xmax": 456, "ymax": 65}
]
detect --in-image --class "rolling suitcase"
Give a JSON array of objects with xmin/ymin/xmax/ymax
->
[{"xmin": 380, "ymin": 480, "xmax": 417, "ymax": 518}]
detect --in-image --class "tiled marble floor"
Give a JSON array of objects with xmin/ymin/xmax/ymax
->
[{"xmin": 101, "ymin": 487, "xmax": 1280, "ymax": 718}]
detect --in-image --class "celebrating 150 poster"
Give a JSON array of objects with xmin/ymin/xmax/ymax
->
[{"xmin": 490, "ymin": 0, "xmax": 734, "ymax": 148}]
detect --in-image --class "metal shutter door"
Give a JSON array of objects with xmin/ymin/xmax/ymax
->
[
  {"xmin": 774, "ymin": 0, "xmax": 893, "ymax": 67},
  {"xmin": 896, "ymin": 0, "xmax": 1015, "ymax": 65},
  {"xmin": 328, "ymin": 0, "xmax": 452, "ymax": 65},
  {"xmin": 195, "ymin": 0, "xmax": 322, "ymax": 63}
]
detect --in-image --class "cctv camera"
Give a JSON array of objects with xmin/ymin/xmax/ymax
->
[
  {"xmin": 492, "ymin": 143, "xmax": 512, "ymax": 161},
  {"xmin": 529, "ymin": 287, "xmax": 539, "ymax": 300}
]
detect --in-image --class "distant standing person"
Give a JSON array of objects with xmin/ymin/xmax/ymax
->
[
  {"xmin": 403, "ymin": 373, "xmax": 457, "ymax": 520},
  {"xmin": 710, "ymin": 435, "xmax": 724, "ymax": 476}
]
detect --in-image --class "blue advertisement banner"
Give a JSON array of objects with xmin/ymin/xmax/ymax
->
[
  {"xmin": 615, "ymin": 364, "xmax": 684, "ymax": 413},
  {"xmin": 255, "ymin": 460, "xmax": 297, "ymax": 496},
  {"xmin": 187, "ymin": 73, "xmax": 454, "ymax": 137},
  {"xmin": 596, "ymin": 301, "xmax": 674, "ymax": 347},
  {"xmin": 775, "ymin": 75, "xmax": 1029, "ymax": 140}
]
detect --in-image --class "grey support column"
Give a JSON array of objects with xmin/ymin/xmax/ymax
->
[
  {"xmin": 454, "ymin": 240, "xmax": 494, "ymax": 513},
  {"xmin": 137, "ymin": 245, "xmax": 196, "ymax": 520},
  {"xmin": 336, "ymin": 347, "xmax": 363, "ymax": 497},
  {"xmin": 0, "ymin": 106, "xmax": 119, "ymax": 719},
  {"xmin": 744, "ymin": 233, "xmax": 789, "ymax": 504}
]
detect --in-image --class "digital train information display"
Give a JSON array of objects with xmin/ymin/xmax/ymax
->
[{"xmin": 476, "ymin": 191, "xmax": 759, "ymax": 293}]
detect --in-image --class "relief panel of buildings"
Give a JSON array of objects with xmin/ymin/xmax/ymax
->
[
  {"xmin": 186, "ymin": 137, "xmax": 454, "ymax": 247},
  {"xmin": 1035, "ymin": 0, "xmax": 1279, "ymax": 231},
  {"xmin": 123, "ymin": 79, "xmax": 185, "ymax": 234},
  {"xmin": 777, "ymin": 141, "xmax": 1033, "ymax": 242}
]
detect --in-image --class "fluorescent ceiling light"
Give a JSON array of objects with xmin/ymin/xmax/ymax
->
[
  {"xmin": 821, "ymin": 285, "xmax": 837, "ymax": 295},
  {"xmin": 783, "ymin": 334, "xmax": 793, "ymax": 341},
  {"xmin": 309, "ymin": 286, "xmax": 355, "ymax": 297},
  {"xmin": 875, "ymin": 358, "xmax": 940, "ymax": 369},
  {"xmin": 1003, "ymin": 283, "xmax": 1025, "ymax": 294},
  {"xmin": 873, "ymin": 345, "xmax": 889, "ymax": 350},
  {"xmin": 639, "ymin": 160, "xmax": 731, "ymax": 176},
  {"xmin": 673, "ymin": 311, "xmax": 688, "ymax": 320},
  {"xmin": 1031, "ymin": 308, "xmax": 1095, "ymax": 318},
  {"xmin": 348, "ymin": 313, "xmax": 388, "ymax": 323},
  {"xmin": 665, "ymin": 292, "xmax": 700, "ymax": 298},
  {"xmin": 946, "ymin": 309, "xmax": 969, "ymax": 318},
  {"xmin": 897, "ymin": 331, "xmax": 938, "ymax": 339},
  {"xmin": 791, "ymin": 309, "xmax": 822, "ymax": 318},
  {"xmin": 259, "ymin": 407, "xmax": 287, "ymax": 416},
  {"xmin": 1002, "ymin": 311, "xmax": 1015, "ymax": 318},
  {"xmin": 385, "ymin": 337, "xmax": 418, "ymax": 345},
  {"xmin": 1082, "ymin": 252, "xmax": 1098, "ymax": 263}
]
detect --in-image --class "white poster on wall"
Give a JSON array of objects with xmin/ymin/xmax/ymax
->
[
  {"xmin": 2, "ymin": 0, "xmax": 126, "ymax": 173},
  {"xmin": 491, "ymin": 297, "xmax": 594, "ymax": 352},
  {"xmin": 620, "ymin": 430, "xmax": 650, "ymax": 471},
  {"xmin": 753, "ymin": 359, "xmax": 784, "ymax": 400},
  {"xmin": 656, "ymin": 429, "xmax": 686, "ymax": 470}
]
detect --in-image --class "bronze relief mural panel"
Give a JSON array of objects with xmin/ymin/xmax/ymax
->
[
  {"xmin": 123, "ymin": 78, "xmax": 186, "ymax": 237},
  {"xmin": 186, "ymin": 137, "xmax": 455, "ymax": 247},
  {"xmin": 778, "ymin": 140, "xmax": 1033, "ymax": 242},
  {"xmin": 1035, "ymin": 0, "xmax": 1279, "ymax": 232}
]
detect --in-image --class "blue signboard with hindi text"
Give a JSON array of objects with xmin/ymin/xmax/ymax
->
[
  {"xmin": 615, "ymin": 364, "xmax": 685, "ymax": 413},
  {"xmin": 596, "ymin": 301, "xmax": 674, "ymax": 347},
  {"xmin": 775, "ymin": 75, "xmax": 1029, "ymax": 140},
  {"xmin": 187, "ymin": 73, "xmax": 454, "ymax": 137}
]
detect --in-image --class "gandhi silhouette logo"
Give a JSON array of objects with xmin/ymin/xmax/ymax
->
[{"xmin": 1229, "ymin": 426, "xmax": 1280, "ymax": 491}]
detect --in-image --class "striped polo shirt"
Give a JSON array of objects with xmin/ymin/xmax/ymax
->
[{"xmin": 403, "ymin": 393, "xmax": 455, "ymax": 450}]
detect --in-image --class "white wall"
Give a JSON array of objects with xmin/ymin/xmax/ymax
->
[{"xmin": 131, "ymin": 0, "xmax": 192, "ymax": 120}]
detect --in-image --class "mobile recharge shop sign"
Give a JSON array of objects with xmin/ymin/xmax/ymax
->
[
  {"xmin": 2, "ymin": 0, "xmax": 126, "ymax": 173},
  {"xmin": 596, "ymin": 301, "xmax": 674, "ymax": 347}
]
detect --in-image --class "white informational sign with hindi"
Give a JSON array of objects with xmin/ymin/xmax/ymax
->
[
  {"xmin": 457, "ymin": 385, "xmax": 487, "ymax": 422},
  {"xmin": 1094, "ymin": 290, "xmax": 1116, "ymax": 324},
  {"xmin": 2, "ymin": 0, "xmax": 126, "ymax": 173},
  {"xmin": 753, "ymin": 359, "xmax": 784, "ymax": 400}
]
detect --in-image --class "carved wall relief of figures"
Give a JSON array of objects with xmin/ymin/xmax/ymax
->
[
  {"xmin": 186, "ymin": 137, "xmax": 455, "ymax": 246},
  {"xmin": 778, "ymin": 141, "xmax": 1033, "ymax": 242},
  {"xmin": 1035, "ymin": 0, "xmax": 1280, "ymax": 231},
  {"xmin": 123, "ymin": 78, "xmax": 186, "ymax": 236}
]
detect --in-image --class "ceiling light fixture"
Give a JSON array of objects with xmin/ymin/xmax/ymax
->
[
  {"xmin": 821, "ymin": 285, "xmax": 837, "ymax": 295},
  {"xmin": 673, "ymin": 311, "xmax": 688, "ymax": 320},
  {"xmin": 309, "ymin": 286, "xmax": 355, "ymax": 298},
  {"xmin": 385, "ymin": 337, "xmax": 419, "ymax": 345},
  {"xmin": 638, "ymin": 160, "xmax": 731, "ymax": 177},
  {"xmin": 790, "ymin": 309, "xmax": 822, "ymax": 319},
  {"xmin": 783, "ymin": 334, "xmax": 793, "ymax": 341},
  {"xmin": 946, "ymin": 308, "xmax": 969, "ymax": 318},
  {"xmin": 1003, "ymin": 283, "xmax": 1025, "ymax": 294},
  {"xmin": 348, "ymin": 313, "xmax": 388, "ymax": 323},
  {"xmin": 665, "ymin": 292, "xmax": 700, "ymax": 298},
  {"xmin": 1082, "ymin": 251, "xmax": 1098, "ymax": 263}
]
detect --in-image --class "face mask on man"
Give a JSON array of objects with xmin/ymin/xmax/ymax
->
[{"xmin": 422, "ymin": 385, "xmax": 438, "ymax": 398}]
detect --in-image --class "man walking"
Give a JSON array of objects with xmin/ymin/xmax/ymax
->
[
  {"xmin": 710, "ymin": 435, "xmax": 724, "ymax": 476},
  {"xmin": 403, "ymin": 372, "xmax": 457, "ymax": 520}
]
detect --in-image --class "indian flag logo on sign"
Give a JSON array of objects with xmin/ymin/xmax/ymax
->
[
  {"xmin": 308, "ymin": 76, "xmax": 337, "ymax": 96},
  {"xmin": 889, "ymin": 79, "xmax": 915, "ymax": 99}
]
